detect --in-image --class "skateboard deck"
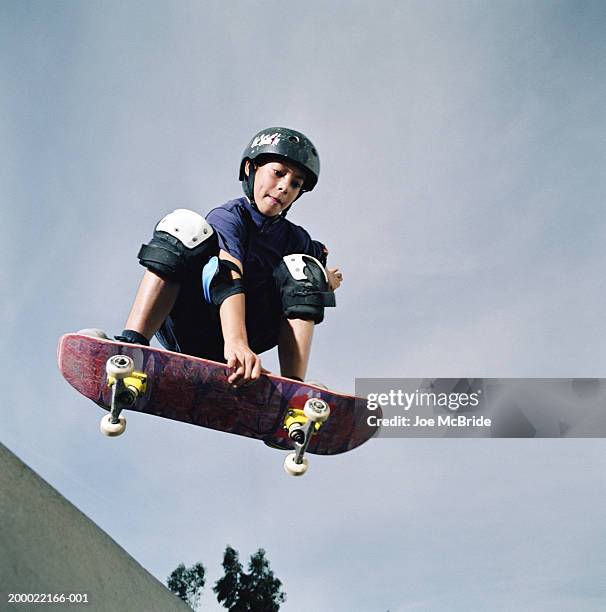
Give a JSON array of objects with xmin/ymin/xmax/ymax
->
[{"xmin": 57, "ymin": 333, "xmax": 379, "ymax": 461}]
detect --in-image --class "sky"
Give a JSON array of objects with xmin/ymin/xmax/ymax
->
[{"xmin": 2, "ymin": 0, "xmax": 606, "ymax": 610}]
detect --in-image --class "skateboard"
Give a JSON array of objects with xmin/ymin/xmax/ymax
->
[{"xmin": 57, "ymin": 331, "xmax": 380, "ymax": 476}]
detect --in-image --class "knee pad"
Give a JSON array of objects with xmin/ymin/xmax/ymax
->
[
  {"xmin": 138, "ymin": 209, "xmax": 218, "ymax": 281},
  {"xmin": 202, "ymin": 256, "xmax": 244, "ymax": 306},
  {"xmin": 274, "ymin": 254, "xmax": 336, "ymax": 324}
]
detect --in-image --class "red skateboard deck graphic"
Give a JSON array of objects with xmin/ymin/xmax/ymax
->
[{"xmin": 57, "ymin": 333, "xmax": 379, "ymax": 455}]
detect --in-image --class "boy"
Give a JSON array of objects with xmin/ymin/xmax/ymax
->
[{"xmin": 117, "ymin": 127, "xmax": 342, "ymax": 387}]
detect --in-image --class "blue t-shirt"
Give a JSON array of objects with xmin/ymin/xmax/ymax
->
[
  {"xmin": 204, "ymin": 197, "xmax": 326, "ymax": 354},
  {"xmin": 206, "ymin": 196, "xmax": 326, "ymax": 283}
]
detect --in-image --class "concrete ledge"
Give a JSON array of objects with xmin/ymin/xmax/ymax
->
[{"xmin": 0, "ymin": 442, "xmax": 190, "ymax": 611}]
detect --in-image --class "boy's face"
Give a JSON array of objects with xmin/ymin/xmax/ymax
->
[{"xmin": 246, "ymin": 158, "xmax": 306, "ymax": 216}]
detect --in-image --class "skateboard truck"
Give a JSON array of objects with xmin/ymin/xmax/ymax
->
[
  {"xmin": 100, "ymin": 355, "xmax": 147, "ymax": 437},
  {"xmin": 283, "ymin": 398, "xmax": 331, "ymax": 476}
]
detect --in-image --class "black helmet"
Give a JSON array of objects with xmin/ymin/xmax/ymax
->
[{"xmin": 239, "ymin": 127, "xmax": 320, "ymax": 202}]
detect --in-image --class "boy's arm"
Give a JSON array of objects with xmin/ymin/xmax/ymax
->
[
  {"xmin": 217, "ymin": 250, "xmax": 262, "ymax": 385},
  {"xmin": 123, "ymin": 270, "xmax": 180, "ymax": 340}
]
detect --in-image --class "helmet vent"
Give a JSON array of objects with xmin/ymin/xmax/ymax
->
[
  {"xmin": 288, "ymin": 135, "xmax": 300, "ymax": 143},
  {"xmin": 311, "ymin": 148, "xmax": 318, "ymax": 156}
]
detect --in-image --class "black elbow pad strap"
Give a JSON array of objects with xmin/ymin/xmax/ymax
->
[
  {"xmin": 313, "ymin": 240, "xmax": 328, "ymax": 266},
  {"xmin": 283, "ymin": 287, "xmax": 336, "ymax": 308},
  {"xmin": 202, "ymin": 256, "xmax": 245, "ymax": 306},
  {"xmin": 137, "ymin": 240, "xmax": 182, "ymax": 278},
  {"xmin": 274, "ymin": 254, "xmax": 336, "ymax": 324}
]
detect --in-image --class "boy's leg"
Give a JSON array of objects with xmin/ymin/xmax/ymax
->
[
  {"xmin": 273, "ymin": 254, "xmax": 336, "ymax": 381},
  {"xmin": 124, "ymin": 270, "xmax": 180, "ymax": 341},
  {"xmin": 278, "ymin": 318, "xmax": 314, "ymax": 381}
]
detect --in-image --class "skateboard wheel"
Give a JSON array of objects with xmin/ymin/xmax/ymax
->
[
  {"xmin": 77, "ymin": 328, "xmax": 109, "ymax": 339},
  {"xmin": 106, "ymin": 355, "xmax": 134, "ymax": 379},
  {"xmin": 100, "ymin": 414, "xmax": 127, "ymax": 437},
  {"xmin": 303, "ymin": 398, "xmax": 330, "ymax": 423},
  {"xmin": 283, "ymin": 453, "xmax": 309, "ymax": 477}
]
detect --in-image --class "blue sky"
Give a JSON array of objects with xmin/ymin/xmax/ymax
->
[{"xmin": 3, "ymin": 1, "xmax": 606, "ymax": 610}]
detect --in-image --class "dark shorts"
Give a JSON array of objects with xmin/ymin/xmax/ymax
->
[{"xmin": 156, "ymin": 278, "xmax": 282, "ymax": 361}]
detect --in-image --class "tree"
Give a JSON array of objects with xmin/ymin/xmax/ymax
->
[
  {"xmin": 213, "ymin": 546, "xmax": 244, "ymax": 611},
  {"xmin": 214, "ymin": 546, "xmax": 286, "ymax": 611},
  {"xmin": 167, "ymin": 562, "xmax": 206, "ymax": 611}
]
